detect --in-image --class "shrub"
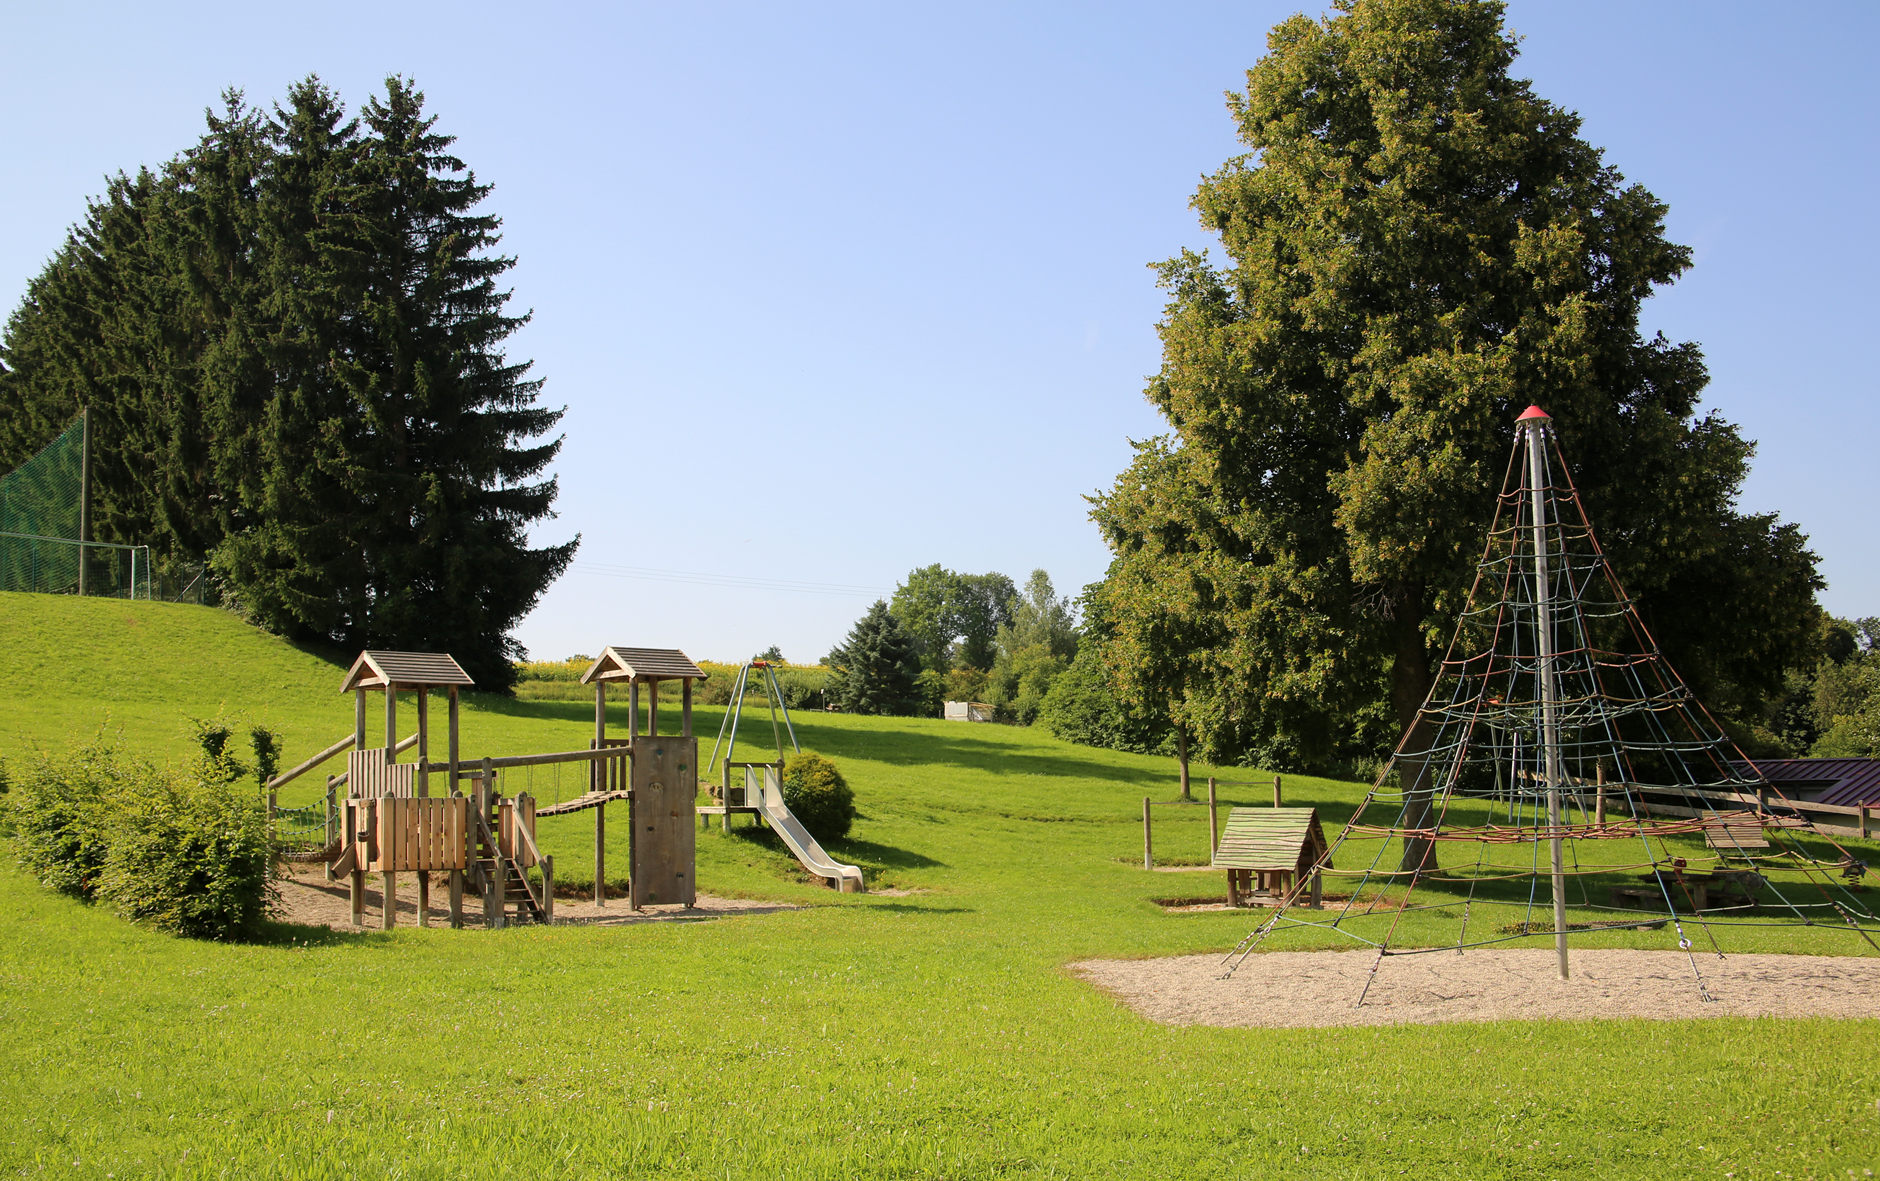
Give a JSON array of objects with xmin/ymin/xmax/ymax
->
[
  {"xmin": 7, "ymin": 743, "xmax": 123, "ymax": 899},
  {"xmin": 6, "ymin": 742, "xmax": 280, "ymax": 940},
  {"xmin": 96, "ymin": 756, "xmax": 280, "ymax": 941},
  {"xmin": 780, "ymin": 750, "xmax": 856, "ymax": 844}
]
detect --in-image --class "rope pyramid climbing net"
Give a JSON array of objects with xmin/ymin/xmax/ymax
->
[{"xmin": 1222, "ymin": 407, "xmax": 1879, "ymax": 1002}]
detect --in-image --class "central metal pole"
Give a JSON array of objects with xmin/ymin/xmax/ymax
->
[{"xmin": 1526, "ymin": 414, "xmax": 1570, "ymax": 981}]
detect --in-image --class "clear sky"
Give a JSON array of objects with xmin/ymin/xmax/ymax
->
[{"xmin": 4, "ymin": 2, "xmax": 1874, "ymax": 665}]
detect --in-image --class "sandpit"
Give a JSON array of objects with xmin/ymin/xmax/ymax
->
[
  {"xmin": 1071, "ymin": 948, "xmax": 1880, "ymax": 1027},
  {"xmin": 276, "ymin": 864, "xmax": 799, "ymax": 930}
]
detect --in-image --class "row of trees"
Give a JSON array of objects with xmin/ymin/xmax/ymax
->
[
  {"xmin": 822, "ymin": 566, "xmax": 1080, "ymax": 721},
  {"xmin": 0, "ymin": 77, "xmax": 573, "ymax": 688}
]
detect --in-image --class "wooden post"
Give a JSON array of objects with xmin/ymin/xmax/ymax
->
[
  {"xmin": 492, "ymin": 846, "xmax": 507, "ymax": 931},
  {"xmin": 486, "ymin": 755, "xmax": 504, "ymax": 929},
  {"xmin": 1860, "ymin": 805, "xmax": 1869, "ymax": 841},
  {"xmin": 682, "ymin": 679, "xmax": 693, "ymax": 738},
  {"xmin": 1142, "ymin": 797, "xmax": 1153, "ymax": 870},
  {"xmin": 1273, "ymin": 776, "xmax": 1283, "ymax": 808},
  {"xmin": 649, "ymin": 681, "xmax": 660, "ymax": 736},
  {"xmin": 351, "ymin": 867, "xmax": 364, "ymax": 926},
  {"xmin": 416, "ymin": 687, "xmax": 430, "ymax": 923},
  {"xmin": 595, "ymin": 801, "xmax": 607, "ymax": 908},
  {"xmin": 381, "ymin": 871, "xmax": 396, "ymax": 930},
  {"xmin": 448, "ymin": 865, "xmax": 464, "ymax": 929},
  {"xmin": 1594, "ymin": 763, "xmax": 1607, "ymax": 827},
  {"xmin": 630, "ymin": 683, "xmax": 640, "ymax": 738},
  {"xmin": 354, "ymin": 689, "xmax": 367, "ymax": 754},
  {"xmin": 447, "ymin": 686, "xmax": 460, "ymax": 793},
  {"xmin": 267, "ymin": 788, "xmax": 277, "ymax": 824},
  {"xmin": 384, "ymin": 685, "xmax": 397, "ymax": 756},
  {"xmin": 1208, "ymin": 777, "xmax": 1219, "ymax": 855},
  {"xmin": 542, "ymin": 854, "xmax": 555, "ymax": 924}
]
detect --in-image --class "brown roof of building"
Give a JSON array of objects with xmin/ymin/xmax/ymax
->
[
  {"xmin": 339, "ymin": 650, "xmax": 475, "ymax": 693},
  {"xmin": 578, "ymin": 647, "xmax": 707, "ymax": 685},
  {"xmin": 1738, "ymin": 758, "xmax": 1880, "ymax": 808}
]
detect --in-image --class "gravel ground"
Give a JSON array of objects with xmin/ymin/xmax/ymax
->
[{"xmin": 1071, "ymin": 948, "xmax": 1880, "ymax": 1028}]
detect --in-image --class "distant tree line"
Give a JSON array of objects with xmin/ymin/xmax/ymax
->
[
  {"xmin": 821, "ymin": 565, "xmax": 1081, "ymax": 723},
  {"xmin": 0, "ymin": 76, "xmax": 574, "ymax": 689}
]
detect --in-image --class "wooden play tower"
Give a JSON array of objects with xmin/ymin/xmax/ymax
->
[{"xmin": 280, "ymin": 646, "xmax": 709, "ymax": 928}]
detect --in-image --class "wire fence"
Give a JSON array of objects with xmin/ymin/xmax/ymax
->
[{"xmin": 0, "ymin": 416, "xmax": 214, "ymax": 602}]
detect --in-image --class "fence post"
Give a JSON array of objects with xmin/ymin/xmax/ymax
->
[
  {"xmin": 1273, "ymin": 776, "xmax": 1282, "ymax": 807},
  {"xmin": 1142, "ymin": 797, "xmax": 1153, "ymax": 871},
  {"xmin": 1208, "ymin": 777, "xmax": 1219, "ymax": 856}
]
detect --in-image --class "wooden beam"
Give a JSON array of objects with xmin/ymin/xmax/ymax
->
[
  {"xmin": 417, "ymin": 688, "xmax": 430, "ymax": 797},
  {"xmin": 266, "ymin": 732, "xmax": 359, "ymax": 792},
  {"xmin": 447, "ymin": 686, "xmax": 459, "ymax": 796},
  {"xmin": 384, "ymin": 686, "xmax": 397, "ymax": 755}
]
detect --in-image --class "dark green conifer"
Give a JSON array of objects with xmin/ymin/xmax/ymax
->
[{"xmin": 829, "ymin": 601, "xmax": 922, "ymax": 716}]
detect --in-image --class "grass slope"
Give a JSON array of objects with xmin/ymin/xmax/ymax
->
[{"xmin": 0, "ymin": 593, "xmax": 1876, "ymax": 1179}]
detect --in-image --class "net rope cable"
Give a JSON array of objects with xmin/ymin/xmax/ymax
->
[{"xmin": 1219, "ymin": 417, "xmax": 1878, "ymax": 1002}]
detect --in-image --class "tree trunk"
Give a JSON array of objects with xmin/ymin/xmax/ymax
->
[{"xmin": 1389, "ymin": 592, "xmax": 1438, "ymax": 876}]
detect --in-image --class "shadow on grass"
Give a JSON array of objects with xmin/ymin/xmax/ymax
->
[
  {"xmin": 722, "ymin": 827, "xmax": 944, "ymax": 871},
  {"xmin": 252, "ymin": 919, "xmax": 387, "ymax": 948},
  {"xmin": 861, "ymin": 902, "xmax": 977, "ymax": 915}
]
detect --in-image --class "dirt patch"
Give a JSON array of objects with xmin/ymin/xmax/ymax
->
[
  {"xmin": 1070, "ymin": 948, "xmax": 1880, "ymax": 1028},
  {"xmin": 274, "ymin": 864, "xmax": 800, "ymax": 930}
]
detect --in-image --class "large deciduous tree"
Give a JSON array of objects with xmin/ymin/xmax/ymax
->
[{"xmin": 1092, "ymin": 0, "xmax": 1821, "ymax": 828}]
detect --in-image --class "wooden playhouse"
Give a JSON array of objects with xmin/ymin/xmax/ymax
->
[{"xmin": 1212, "ymin": 806, "xmax": 1331, "ymax": 907}]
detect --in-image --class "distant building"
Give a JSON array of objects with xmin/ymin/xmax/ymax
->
[{"xmin": 944, "ymin": 701, "xmax": 994, "ymax": 722}]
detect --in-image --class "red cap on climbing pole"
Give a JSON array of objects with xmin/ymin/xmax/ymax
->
[{"xmin": 1516, "ymin": 405, "xmax": 1551, "ymax": 423}]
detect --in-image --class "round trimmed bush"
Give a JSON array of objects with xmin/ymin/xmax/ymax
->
[{"xmin": 780, "ymin": 750, "xmax": 856, "ymax": 844}]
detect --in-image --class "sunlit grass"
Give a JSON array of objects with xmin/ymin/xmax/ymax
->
[{"xmin": 1, "ymin": 592, "xmax": 1876, "ymax": 1179}]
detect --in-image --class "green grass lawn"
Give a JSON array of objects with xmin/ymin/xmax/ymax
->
[{"xmin": 2, "ymin": 591, "xmax": 1877, "ymax": 1179}]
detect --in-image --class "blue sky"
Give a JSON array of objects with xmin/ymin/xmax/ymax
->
[{"xmin": 3, "ymin": 2, "xmax": 1873, "ymax": 664}]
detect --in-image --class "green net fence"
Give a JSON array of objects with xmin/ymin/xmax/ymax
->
[{"xmin": 0, "ymin": 415, "xmax": 170, "ymax": 600}]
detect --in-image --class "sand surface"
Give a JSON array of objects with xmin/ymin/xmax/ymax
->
[
  {"xmin": 1071, "ymin": 948, "xmax": 1880, "ymax": 1027},
  {"xmin": 276, "ymin": 864, "xmax": 799, "ymax": 930}
]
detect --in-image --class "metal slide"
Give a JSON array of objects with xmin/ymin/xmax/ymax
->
[{"xmin": 751, "ymin": 766, "xmax": 865, "ymax": 893}]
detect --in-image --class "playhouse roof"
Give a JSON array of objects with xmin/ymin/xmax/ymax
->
[
  {"xmin": 339, "ymin": 650, "xmax": 475, "ymax": 693},
  {"xmin": 578, "ymin": 647, "xmax": 707, "ymax": 686},
  {"xmin": 1212, "ymin": 807, "xmax": 1331, "ymax": 872}
]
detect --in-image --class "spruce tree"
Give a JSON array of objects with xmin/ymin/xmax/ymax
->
[
  {"xmin": 1, "ymin": 76, "xmax": 575, "ymax": 687},
  {"xmin": 830, "ymin": 601, "xmax": 922, "ymax": 716}
]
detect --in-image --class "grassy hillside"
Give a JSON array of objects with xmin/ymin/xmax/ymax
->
[{"xmin": 0, "ymin": 593, "xmax": 1875, "ymax": 1178}]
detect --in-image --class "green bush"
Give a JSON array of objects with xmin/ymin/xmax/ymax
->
[
  {"xmin": 7, "ymin": 743, "xmax": 280, "ymax": 940},
  {"xmin": 7, "ymin": 743, "xmax": 123, "ymax": 899},
  {"xmin": 96, "ymin": 757, "xmax": 280, "ymax": 941},
  {"xmin": 780, "ymin": 750, "xmax": 856, "ymax": 844}
]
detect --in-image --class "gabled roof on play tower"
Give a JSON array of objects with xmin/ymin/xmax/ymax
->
[
  {"xmin": 579, "ymin": 647, "xmax": 707, "ymax": 685},
  {"xmin": 339, "ymin": 650, "xmax": 475, "ymax": 693}
]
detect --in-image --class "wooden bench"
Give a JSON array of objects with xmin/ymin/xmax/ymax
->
[{"xmin": 1704, "ymin": 819, "xmax": 1770, "ymax": 852}]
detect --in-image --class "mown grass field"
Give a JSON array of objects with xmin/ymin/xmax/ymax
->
[{"xmin": 1, "ymin": 592, "xmax": 1877, "ymax": 1179}]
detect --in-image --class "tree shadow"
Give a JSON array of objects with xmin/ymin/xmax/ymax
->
[
  {"xmin": 251, "ymin": 919, "xmax": 387, "ymax": 948},
  {"xmin": 860, "ymin": 902, "xmax": 977, "ymax": 915}
]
